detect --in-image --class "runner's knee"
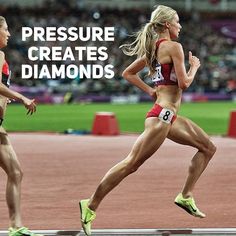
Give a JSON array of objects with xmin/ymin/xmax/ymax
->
[
  {"xmin": 207, "ymin": 141, "xmax": 217, "ymax": 158},
  {"xmin": 201, "ymin": 140, "xmax": 216, "ymax": 159},
  {"xmin": 8, "ymin": 167, "xmax": 23, "ymax": 183}
]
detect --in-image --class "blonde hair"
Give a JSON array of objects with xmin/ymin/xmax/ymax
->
[
  {"xmin": 120, "ymin": 5, "xmax": 177, "ymax": 76},
  {"xmin": 0, "ymin": 16, "xmax": 6, "ymax": 27}
]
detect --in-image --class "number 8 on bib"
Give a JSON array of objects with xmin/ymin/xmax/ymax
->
[{"xmin": 159, "ymin": 108, "xmax": 174, "ymax": 124}]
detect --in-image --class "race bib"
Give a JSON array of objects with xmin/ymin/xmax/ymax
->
[
  {"xmin": 7, "ymin": 71, "xmax": 11, "ymax": 87},
  {"xmin": 152, "ymin": 63, "xmax": 164, "ymax": 82},
  {"xmin": 158, "ymin": 108, "xmax": 174, "ymax": 124}
]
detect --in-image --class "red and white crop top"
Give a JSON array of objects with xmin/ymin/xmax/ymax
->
[
  {"xmin": 152, "ymin": 39, "xmax": 178, "ymax": 86},
  {"xmin": 2, "ymin": 61, "xmax": 11, "ymax": 88}
]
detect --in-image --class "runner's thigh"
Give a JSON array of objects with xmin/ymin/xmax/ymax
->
[
  {"xmin": 167, "ymin": 116, "xmax": 211, "ymax": 151},
  {"xmin": 0, "ymin": 133, "xmax": 21, "ymax": 174}
]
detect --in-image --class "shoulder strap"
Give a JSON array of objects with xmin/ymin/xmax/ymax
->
[{"xmin": 156, "ymin": 38, "xmax": 168, "ymax": 48}]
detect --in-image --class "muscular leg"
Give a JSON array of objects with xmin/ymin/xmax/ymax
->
[
  {"xmin": 89, "ymin": 117, "xmax": 171, "ymax": 211},
  {"xmin": 0, "ymin": 133, "xmax": 23, "ymax": 228},
  {"xmin": 167, "ymin": 116, "xmax": 216, "ymax": 198}
]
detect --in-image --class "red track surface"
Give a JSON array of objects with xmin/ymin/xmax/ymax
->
[{"xmin": 0, "ymin": 133, "xmax": 235, "ymax": 230}]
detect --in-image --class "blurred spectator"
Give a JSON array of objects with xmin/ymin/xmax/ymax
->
[{"xmin": 0, "ymin": 2, "xmax": 235, "ymax": 100}]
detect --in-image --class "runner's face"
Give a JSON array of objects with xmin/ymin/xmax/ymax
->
[
  {"xmin": 168, "ymin": 14, "xmax": 182, "ymax": 40},
  {"xmin": 0, "ymin": 21, "xmax": 10, "ymax": 48}
]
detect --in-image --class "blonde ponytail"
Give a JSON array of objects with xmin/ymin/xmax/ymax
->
[
  {"xmin": 120, "ymin": 5, "xmax": 176, "ymax": 76},
  {"xmin": 120, "ymin": 22, "xmax": 158, "ymax": 76}
]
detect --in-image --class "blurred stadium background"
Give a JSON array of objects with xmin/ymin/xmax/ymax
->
[
  {"xmin": 0, "ymin": 2, "xmax": 236, "ymax": 235},
  {"xmin": 0, "ymin": 0, "xmax": 235, "ymax": 134}
]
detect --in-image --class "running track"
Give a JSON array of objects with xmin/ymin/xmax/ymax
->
[{"xmin": 0, "ymin": 133, "xmax": 235, "ymax": 235}]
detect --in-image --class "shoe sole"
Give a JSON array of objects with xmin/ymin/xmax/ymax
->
[
  {"xmin": 79, "ymin": 201, "xmax": 83, "ymax": 221},
  {"xmin": 174, "ymin": 202, "xmax": 204, "ymax": 218},
  {"xmin": 79, "ymin": 202, "xmax": 88, "ymax": 235}
]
